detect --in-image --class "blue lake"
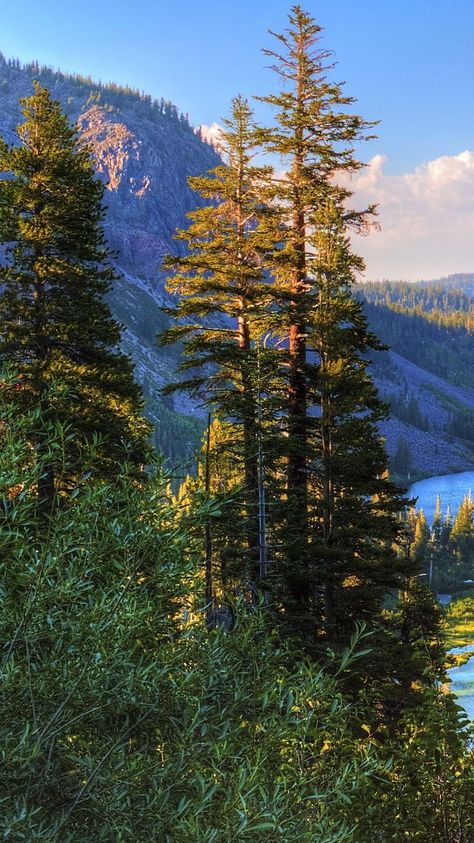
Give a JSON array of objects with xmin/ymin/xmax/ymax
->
[
  {"xmin": 409, "ymin": 471, "xmax": 474, "ymax": 524},
  {"xmin": 448, "ymin": 652, "xmax": 474, "ymax": 721},
  {"xmin": 408, "ymin": 470, "xmax": 474, "ymax": 719}
]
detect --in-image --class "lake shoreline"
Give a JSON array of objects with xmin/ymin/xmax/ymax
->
[
  {"xmin": 409, "ymin": 469, "xmax": 474, "ymax": 524},
  {"xmin": 444, "ymin": 597, "xmax": 474, "ymax": 720}
]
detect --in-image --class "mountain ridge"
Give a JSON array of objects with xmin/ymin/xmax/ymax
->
[
  {"xmin": 1, "ymin": 55, "xmax": 472, "ymax": 478},
  {"xmin": 0, "ymin": 54, "xmax": 220, "ymax": 461},
  {"xmin": 360, "ymin": 276, "xmax": 474, "ymax": 481}
]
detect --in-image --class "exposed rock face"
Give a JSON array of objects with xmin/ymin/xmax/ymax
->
[
  {"xmin": 79, "ymin": 105, "xmax": 140, "ymax": 192},
  {"xmin": 75, "ymin": 103, "xmax": 218, "ymax": 280}
]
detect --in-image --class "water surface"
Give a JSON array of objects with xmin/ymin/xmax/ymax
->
[
  {"xmin": 404, "ymin": 473, "xmax": 474, "ymax": 717},
  {"xmin": 409, "ymin": 471, "xmax": 474, "ymax": 523},
  {"xmin": 448, "ymin": 654, "xmax": 474, "ymax": 721}
]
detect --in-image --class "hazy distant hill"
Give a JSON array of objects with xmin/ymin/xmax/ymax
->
[{"xmin": 1, "ymin": 55, "xmax": 472, "ymax": 479}]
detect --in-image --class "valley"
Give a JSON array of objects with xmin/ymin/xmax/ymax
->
[
  {"xmin": 1, "ymin": 3, "xmax": 474, "ymax": 837},
  {"xmin": 2, "ymin": 54, "xmax": 472, "ymax": 479}
]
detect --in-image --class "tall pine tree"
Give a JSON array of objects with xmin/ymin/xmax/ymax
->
[
  {"xmin": 0, "ymin": 83, "xmax": 150, "ymax": 508},
  {"xmin": 305, "ymin": 198, "xmax": 406, "ymax": 637},
  {"xmin": 161, "ymin": 95, "xmax": 275, "ymax": 585},
  {"xmin": 250, "ymin": 7, "xmax": 407, "ymax": 639},
  {"xmin": 256, "ymin": 5, "xmax": 376, "ymax": 575}
]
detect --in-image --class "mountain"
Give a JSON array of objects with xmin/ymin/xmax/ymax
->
[
  {"xmin": 359, "ymin": 276, "xmax": 474, "ymax": 482},
  {"xmin": 1, "ymin": 56, "xmax": 472, "ymax": 480},
  {"xmin": 0, "ymin": 54, "xmax": 221, "ymax": 463}
]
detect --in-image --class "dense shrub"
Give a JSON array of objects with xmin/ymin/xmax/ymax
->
[{"xmin": 0, "ymin": 416, "xmax": 473, "ymax": 841}]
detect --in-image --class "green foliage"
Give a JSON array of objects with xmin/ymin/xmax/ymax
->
[
  {"xmin": 254, "ymin": 7, "xmax": 378, "ymax": 587},
  {"xmin": 352, "ymin": 691, "xmax": 474, "ymax": 842},
  {"xmin": 0, "ymin": 51, "xmax": 191, "ymax": 130},
  {"xmin": 391, "ymin": 435, "xmax": 412, "ymax": 476},
  {"xmin": 0, "ymin": 85, "xmax": 151, "ymax": 505},
  {"xmin": 1, "ymin": 12, "xmax": 474, "ymax": 843},
  {"xmin": 447, "ymin": 597, "xmax": 474, "ymax": 620},
  {"xmin": 388, "ymin": 393, "xmax": 430, "ymax": 431},
  {"xmin": 361, "ymin": 287, "xmax": 474, "ymax": 391},
  {"xmin": 0, "ymin": 422, "xmax": 185, "ymax": 839},
  {"xmin": 446, "ymin": 406, "xmax": 474, "ymax": 442},
  {"xmin": 406, "ymin": 493, "xmax": 474, "ymax": 591},
  {"xmin": 1, "ymin": 418, "xmax": 473, "ymax": 841},
  {"xmin": 445, "ymin": 596, "xmax": 474, "ymax": 652},
  {"xmin": 161, "ymin": 95, "xmax": 277, "ymax": 582},
  {"xmin": 361, "ymin": 280, "xmax": 474, "ymax": 332},
  {"xmin": 163, "ymin": 9, "xmax": 408, "ymax": 651},
  {"xmin": 150, "ymin": 399, "xmax": 204, "ymax": 467}
]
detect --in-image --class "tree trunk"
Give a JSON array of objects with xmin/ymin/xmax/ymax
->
[
  {"xmin": 238, "ymin": 309, "xmax": 260, "ymax": 583},
  {"xmin": 286, "ymin": 176, "xmax": 309, "ymax": 598},
  {"xmin": 33, "ymin": 265, "xmax": 56, "ymax": 514},
  {"xmin": 321, "ymin": 384, "xmax": 334, "ymax": 629},
  {"xmin": 204, "ymin": 413, "xmax": 213, "ymax": 625}
]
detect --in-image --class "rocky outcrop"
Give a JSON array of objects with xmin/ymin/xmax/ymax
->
[{"xmin": 0, "ymin": 55, "xmax": 220, "ymax": 459}]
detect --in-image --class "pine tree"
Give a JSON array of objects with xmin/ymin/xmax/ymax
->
[
  {"xmin": 161, "ymin": 8, "xmax": 409, "ymax": 643},
  {"xmin": 251, "ymin": 10, "xmax": 406, "ymax": 636},
  {"xmin": 432, "ymin": 494, "xmax": 442, "ymax": 541},
  {"xmin": 161, "ymin": 95, "xmax": 275, "ymax": 583},
  {"xmin": 304, "ymin": 198, "xmax": 406, "ymax": 635},
  {"xmin": 412, "ymin": 509, "xmax": 430, "ymax": 560},
  {"xmin": 427, "ymin": 494, "xmax": 443, "ymax": 586},
  {"xmin": 256, "ymin": 5, "xmax": 376, "ymax": 570},
  {"xmin": 0, "ymin": 83, "xmax": 150, "ymax": 509},
  {"xmin": 392, "ymin": 435, "xmax": 412, "ymax": 477},
  {"xmin": 442, "ymin": 505, "xmax": 453, "ymax": 545},
  {"xmin": 450, "ymin": 493, "xmax": 474, "ymax": 566}
]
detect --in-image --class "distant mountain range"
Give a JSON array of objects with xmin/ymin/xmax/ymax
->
[{"xmin": 1, "ymin": 55, "xmax": 472, "ymax": 479}]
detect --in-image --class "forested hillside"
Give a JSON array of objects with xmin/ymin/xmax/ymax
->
[
  {"xmin": 0, "ymin": 53, "xmax": 219, "ymax": 462},
  {"xmin": 0, "ymin": 7, "xmax": 473, "ymax": 839},
  {"xmin": 359, "ymin": 276, "xmax": 474, "ymax": 481},
  {"xmin": 2, "ymin": 55, "xmax": 472, "ymax": 480}
]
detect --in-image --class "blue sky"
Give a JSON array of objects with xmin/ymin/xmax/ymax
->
[
  {"xmin": 3, "ymin": 0, "xmax": 474, "ymax": 278},
  {"xmin": 2, "ymin": 0, "xmax": 474, "ymax": 173}
]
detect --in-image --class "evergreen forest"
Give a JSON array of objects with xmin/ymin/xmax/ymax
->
[{"xmin": 0, "ymin": 7, "xmax": 473, "ymax": 841}]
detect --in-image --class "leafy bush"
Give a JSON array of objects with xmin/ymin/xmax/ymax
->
[
  {"xmin": 447, "ymin": 597, "xmax": 474, "ymax": 620},
  {"xmin": 0, "ymin": 415, "xmax": 473, "ymax": 841}
]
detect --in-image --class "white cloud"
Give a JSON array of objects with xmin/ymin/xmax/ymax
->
[
  {"xmin": 197, "ymin": 122, "xmax": 224, "ymax": 151},
  {"xmin": 343, "ymin": 151, "xmax": 474, "ymax": 280},
  {"xmin": 192, "ymin": 130, "xmax": 474, "ymax": 280}
]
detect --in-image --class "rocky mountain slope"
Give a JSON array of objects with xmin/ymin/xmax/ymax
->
[
  {"xmin": 376, "ymin": 350, "xmax": 474, "ymax": 480},
  {"xmin": 1, "ymin": 56, "xmax": 472, "ymax": 479},
  {"xmin": 0, "ymin": 54, "xmax": 220, "ymax": 463},
  {"xmin": 360, "ymin": 276, "xmax": 474, "ymax": 481}
]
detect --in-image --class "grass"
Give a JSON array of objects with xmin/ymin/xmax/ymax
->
[{"xmin": 444, "ymin": 597, "xmax": 474, "ymax": 667}]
